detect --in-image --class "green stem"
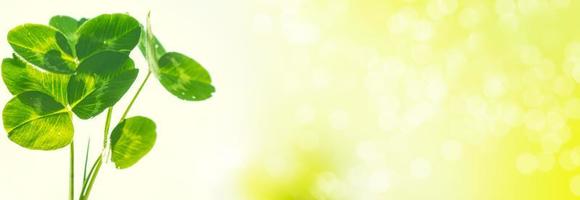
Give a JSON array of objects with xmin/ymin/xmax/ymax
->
[
  {"xmin": 120, "ymin": 71, "xmax": 152, "ymax": 121},
  {"xmin": 70, "ymin": 142, "xmax": 74, "ymax": 200},
  {"xmin": 103, "ymin": 108, "xmax": 113, "ymax": 147},
  {"xmin": 81, "ymin": 154, "xmax": 99, "ymax": 197},
  {"xmin": 81, "ymin": 156, "xmax": 102, "ymax": 200},
  {"xmin": 80, "ymin": 107, "xmax": 113, "ymax": 200},
  {"xmin": 82, "ymin": 139, "xmax": 91, "ymax": 183}
]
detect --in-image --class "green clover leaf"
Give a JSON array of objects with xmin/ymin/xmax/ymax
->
[
  {"xmin": 67, "ymin": 51, "xmax": 138, "ymax": 119},
  {"xmin": 110, "ymin": 116, "xmax": 157, "ymax": 169},
  {"xmin": 7, "ymin": 24, "xmax": 77, "ymax": 73},
  {"xmin": 138, "ymin": 30, "xmax": 166, "ymax": 61},
  {"xmin": 49, "ymin": 15, "xmax": 84, "ymax": 42},
  {"xmin": 157, "ymin": 52, "xmax": 215, "ymax": 100},
  {"xmin": 2, "ymin": 91, "xmax": 73, "ymax": 150},
  {"xmin": 75, "ymin": 13, "xmax": 141, "ymax": 59},
  {"xmin": 141, "ymin": 13, "xmax": 215, "ymax": 101},
  {"xmin": 2, "ymin": 55, "xmax": 70, "ymax": 105}
]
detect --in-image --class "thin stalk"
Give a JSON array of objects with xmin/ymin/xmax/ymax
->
[
  {"xmin": 80, "ymin": 156, "xmax": 102, "ymax": 200},
  {"xmin": 120, "ymin": 71, "xmax": 152, "ymax": 121},
  {"xmin": 103, "ymin": 108, "xmax": 114, "ymax": 163},
  {"xmin": 81, "ymin": 154, "xmax": 99, "ymax": 196},
  {"xmin": 69, "ymin": 142, "xmax": 74, "ymax": 200},
  {"xmin": 103, "ymin": 108, "xmax": 113, "ymax": 147},
  {"xmin": 80, "ymin": 107, "xmax": 113, "ymax": 200},
  {"xmin": 82, "ymin": 139, "xmax": 91, "ymax": 183}
]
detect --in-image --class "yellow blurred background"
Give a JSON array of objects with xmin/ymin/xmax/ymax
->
[
  {"xmin": 1, "ymin": 0, "xmax": 580, "ymax": 199},
  {"xmin": 245, "ymin": 0, "xmax": 580, "ymax": 199}
]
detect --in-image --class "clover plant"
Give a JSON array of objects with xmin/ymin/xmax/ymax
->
[{"xmin": 2, "ymin": 12, "xmax": 215, "ymax": 200}]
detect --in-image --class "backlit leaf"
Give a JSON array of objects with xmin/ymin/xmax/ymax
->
[
  {"xmin": 49, "ymin": 15, "xmax": 81, "ymax": 42},
  {"xmin": 138, "ymin": 30, "xmax": 166, "ymax": 62},
  {"xmin": 110, "ymin": 116, "xmax": 156, "ymax": 169},
  {"xmin": 75, "ymin": 13, "xmax": 141, "ymax": 59},
  {"xmin": 7, "ymin": 24, "xmax": 76, "ymax": 73},
  {"xmin": 68, "ymin": 51, "xmax": 138, "ymax": 119},
  {"xmin": 157, "ymin": 52, "xmax": 215, "ymax": 101},
  {"xmin": 2, "ymin": 91, "xmax": 73, "ymax": 150},
  {"xmin": 141, "ymin": 13, "xmax": 215, "ymax": 101},
  {"xmin": 1, "ymin": 55, "xmax": 70, "ymax": 105}
]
